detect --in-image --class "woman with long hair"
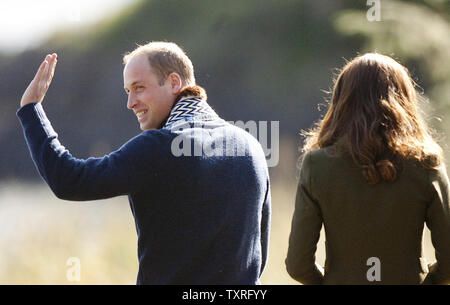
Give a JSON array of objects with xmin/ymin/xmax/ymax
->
[{"xmin": 286, "ymin": 53, "xmax": 450, "ymax": 284}]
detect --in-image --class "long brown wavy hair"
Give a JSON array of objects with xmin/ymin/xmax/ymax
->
[{"xmin": 302, "ymin": 53, "xmax": 443, "ymax": 185}]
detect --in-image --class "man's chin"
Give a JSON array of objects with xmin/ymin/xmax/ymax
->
[
  {"xmin": 139, "ymin": 123, "xmax": 148, "ymax": 131},
  {"xmin": 140, "ymin": 122, "xmax": 157, "ymax": 131}
]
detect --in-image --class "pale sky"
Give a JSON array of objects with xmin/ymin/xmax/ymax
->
[{"xmin": 0, "ymin": 0, "xmax": 138, "ymax": 53}]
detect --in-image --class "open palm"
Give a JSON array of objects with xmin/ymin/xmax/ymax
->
[{"xmin": 20, "ymin": 53, "xmax": 58, "ymax": 107}]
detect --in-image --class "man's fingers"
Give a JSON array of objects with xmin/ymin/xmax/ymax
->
[
  {"xmin": 42, "ymin": 54, "xmax": 53, "ymax": 78},
  {"xmin": 44, "ymin": 53, "xmax": 58, "ymax": 83},
  {"xmin": 49, "ymin": 54, "xmax": 57, "ymax": 78},
  {"xmin": 33, "ymin": 57, "xmax": 49, "ymax": 82},
  {"xmin": 33, "ymin": 54, "xmax": 54, "ymax": 83},
  {"xmin": 33, "ymin": 54, "xmax": 57, "ymax": 91},
  {"xmin": 20, "ymin": 53, "xmax": 58, "ymax": 107}
]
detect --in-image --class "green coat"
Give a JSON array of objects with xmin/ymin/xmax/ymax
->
[{"xmin": 286, "ymin": 144, "xmax": 450, "ymax": 285}]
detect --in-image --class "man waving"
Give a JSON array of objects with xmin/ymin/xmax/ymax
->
[{"xmin": 17, "ymin": 42, "xmax": 271, "ymax": 285}]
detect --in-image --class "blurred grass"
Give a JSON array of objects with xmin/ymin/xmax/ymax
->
[
  {"xmin": 0, "ymin": 182, "xmax": 138, "ymax": 284},
  {"xmin": 0, "ymin": 180, "xmax": 436, "ymax": 284}
]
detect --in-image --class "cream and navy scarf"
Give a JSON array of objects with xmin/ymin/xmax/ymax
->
[{"xmin": 163, "ymin": 97, "xmax": 219, "ymax": 130}]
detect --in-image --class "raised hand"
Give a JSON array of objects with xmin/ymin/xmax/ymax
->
[{"xmin": 20, "ymin": 53, "xmax": 58, "ymax": 107}]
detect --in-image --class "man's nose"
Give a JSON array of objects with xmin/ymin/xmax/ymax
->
[{"xmin": 127, "ymin": 94, "xmax": 137, "ymax": 110}]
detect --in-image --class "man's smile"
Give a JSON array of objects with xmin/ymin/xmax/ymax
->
[{"xmin": 135, "ymin": 109, "xmax": 148, "ymax": 120}]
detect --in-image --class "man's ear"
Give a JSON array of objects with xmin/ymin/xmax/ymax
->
[{"xmin": 167, "ymin": 73, "xmax": 183, "ymax": 95}]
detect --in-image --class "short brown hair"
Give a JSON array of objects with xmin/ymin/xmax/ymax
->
[{"xmin": 123, "ymin": 41, "xmax": 195, "ymax": 86}]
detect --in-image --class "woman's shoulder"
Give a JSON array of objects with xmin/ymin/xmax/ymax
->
[
  {"xmin": 303, "ymin": 144, "xmax": 447, "ymax": 184},
  {"xmin": 303, "ymin": 144, "xmax": 353, "ymax": 166}
]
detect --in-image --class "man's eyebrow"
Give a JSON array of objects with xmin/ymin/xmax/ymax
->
[{"xmin": 124, "ymin": 81, "xmax": 143, "ymax": 90}]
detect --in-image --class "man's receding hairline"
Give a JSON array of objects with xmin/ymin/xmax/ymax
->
[
  {"xmin": 123, "ymin": 42, "xmax": 189, "ymax": 64},
  {"xmin": 123, "ymin": 41, "xmax": 195, "ymax": 86}
]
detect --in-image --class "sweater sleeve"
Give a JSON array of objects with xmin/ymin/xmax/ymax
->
[
  {"xmin": 285, "ymin": 151, "xmax": 324, "ymax": 285},
  {"xmin": 259, "ymin": 177, "xmax": 271, "ymax": 277},
  {"xmin": 16, "ymin": 103, "xmax": 166, "ymax": 201},
  {"xmin": 424, "ymin": 164, "xmax": 450, "ymax": 285}
]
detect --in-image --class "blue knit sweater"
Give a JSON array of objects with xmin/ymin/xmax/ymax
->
[{"xmin": 17, "ymin": 101, "xmax": 271, "ymax": 285}]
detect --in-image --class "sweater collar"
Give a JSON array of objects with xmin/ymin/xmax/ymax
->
[{"xmin": 162, "ymin": 96, "xmax": 219, "ymax": 130}]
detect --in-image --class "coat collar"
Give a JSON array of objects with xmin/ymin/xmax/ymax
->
[{"xmin": 162, "ymin": 96, "xmax": 219, "ymax": 130}]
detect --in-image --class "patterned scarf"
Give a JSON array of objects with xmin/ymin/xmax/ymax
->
[{"xmin": 163, "ymin": 97, "xmax": 219, "ymax": 130}]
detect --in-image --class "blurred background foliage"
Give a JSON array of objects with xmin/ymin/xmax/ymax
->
[
  {"xmin": 335, "ymin": 0, "xmax": 450, "ymax": 132},
  {"xmin": 0, "ymin": 0, "xmax": 448, "ymax": 284}
]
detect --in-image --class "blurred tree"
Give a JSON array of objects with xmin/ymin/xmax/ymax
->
[{"xmin": 334, "ymin": 0, "xmax": 450, "ymax": 140}]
